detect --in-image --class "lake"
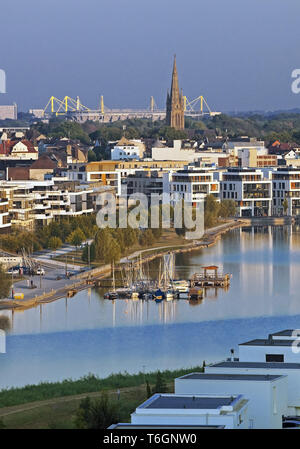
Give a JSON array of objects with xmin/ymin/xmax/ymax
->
[{"xmin": 1, "ymin": 225, "xmax": 300, "ymax": 389}]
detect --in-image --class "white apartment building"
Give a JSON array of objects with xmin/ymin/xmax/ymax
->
[
  {"xmin": 0, "ymin": 188, "xmax": 11, "ymax": 232},
  {"xmin": 223, "ymin": 138, "xmax": 267, "ymax": 156},
  {"xmin": 110, "ymin": 137, "xmax": 145, "ymax": 161},
  {"xmin": 175, "ymin": 373, "xmax": 287, "ymax": 429},
  {"xmin": 165, "ymin": 168, "xmax": 219, "ymax": 206},
  {"xmin": 220, "ymin": 168, "xmax": 272, "ymax": 217},
  {"xmin": 237, "ymin": 330, "xmax": 300, "ymax": 363},
  {"xmin": 152, "ymin": 140, "xmax": 198, "ymax": 163},
  {"xmin": 0, "ymin": 180, "xmax": 96, "ymax": 229},
  {"xmin": 272, "ymin": 167, "xmax": 300, "ymax": 216},
  {"xmin": 205, "ymin": 361, "xmax": 300, "ymax": 417},
  {"xmin": 130, "ymin": 394, "xmax": 249, "ymax": 429}
]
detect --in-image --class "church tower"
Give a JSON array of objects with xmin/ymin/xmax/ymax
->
[{"xmin": 166, "ymin": 55, "xmax": 185, "ymax": 130}]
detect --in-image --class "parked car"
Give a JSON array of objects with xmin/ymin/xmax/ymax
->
[{"xmin": 6, "ymin": 267, "xmax": 20, "ymax": 275}]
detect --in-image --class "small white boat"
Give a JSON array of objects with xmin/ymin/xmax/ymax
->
[
  {"xmin": 131, "ymin": 292, "xmax": 139, "ymax": 301},
  {"xmin": 166, "ymin": 290, "xmax": 174, "ymax": 301},
  {"xmin": 172, "ymin": 280, "xmax": 189, "ymax": 293}
]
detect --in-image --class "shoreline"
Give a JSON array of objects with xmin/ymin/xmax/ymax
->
[{"xmin": 0, "ymin": 216, "xmax": 291, "ymax": 310}]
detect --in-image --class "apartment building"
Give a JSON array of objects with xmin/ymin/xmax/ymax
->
[
  {"xmin": 166, "ymin": 168, "xmax": 219, "ymax": 206},
  {"xmin": 110, "ymin": 137, "xmax": 145, "ymax": 160},
  {"xmin": 65, "ymin": 160, "xmax": 188, "ymax": 197},
  {"xmin": 220, "ymin": 168, "xmax": 272, "ymax": 217},
  {"xmin": 0, "ymin": 180, "xmax": 97, "ymax": 229},
  {"xmin": 126, "ymin": 170, "xmax": 164, "ymax": 200},
  {"xmin": 175, "ymin": 373, "xmax": 287, "ymax": 429},
  {"xmin": 206, "ymin": 361, "xmax": 300, "ymax": 417},
  {"xmin": 272, "ymin": 167, "xmax": 300, "ymax": 215},
  {"xmin": 238, "ymin": 335, "xmax": 300, "ymax": 364},
  {"xmin": 0, "ymin": 190, "xmax": 11, "ymax": 233}
]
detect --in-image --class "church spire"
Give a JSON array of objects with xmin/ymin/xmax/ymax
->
[
  {"xmin": 170, "ymin": 55, "xmax": 180, "ymax": 103},
  {"xmin": 166, "ymin": 55, "xmax": 185, "ymax": 130}
]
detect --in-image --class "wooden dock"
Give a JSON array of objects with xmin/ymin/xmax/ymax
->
[{"xmin": 190, "ymin": 266, "xmax": 230, "ymax": 288}]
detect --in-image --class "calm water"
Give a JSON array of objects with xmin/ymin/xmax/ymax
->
[{"xmin": 1, "ymin": 225, "xmax": 300, "ymax": 389}]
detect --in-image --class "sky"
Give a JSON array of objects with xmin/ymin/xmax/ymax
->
[{"xmin": 1, "ymin": 0, "xmax": 300, "ymax": 112}]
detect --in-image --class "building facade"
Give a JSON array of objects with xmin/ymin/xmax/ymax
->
[{"xmin": 220, "ymin": 168, "xmax": 272, "ymax": 217}]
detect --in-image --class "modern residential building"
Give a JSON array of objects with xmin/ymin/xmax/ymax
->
[
  {"xmin": 175, "ymin": 373, "xmax": 287, "ymax": 429},
  {"xmin": 166, "ymin": 167, "xmax": 219, "ymax": 206},
  {"xmin": 238, "ymin": 334, "xmax": 300, "ymax": 363},
  {"xmin": 126, "ymin": 170, "xmax": 164, "ymax": 200},
  {"xmin": 205, "ymin": 361, "xmax": 300, "ymax": 417},
  {"xmin": 0, "ymin": 179, "xmax": 98, "ymax": 229},
  {"xmin": 130, "ymin": 394, "xmax": 249, "ymax": 429},
  {"xmin": 0, "ymin": 191, "xmax": 11, "ymax": 232},
  {"xmin": 220, "ymin": 168, "xmax": 272, "ymax": 216},
  {"xmin": 272, "ymin": 167, "xmax": 300, "ymax": 215}
]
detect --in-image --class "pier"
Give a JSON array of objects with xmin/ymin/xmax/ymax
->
[{"xmin": 190, "ymin": 266, "xmax": 230, "ymax": 288}]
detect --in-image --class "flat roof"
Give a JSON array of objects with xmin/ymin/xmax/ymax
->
[
  {"xmin": 142, "ymin": 394, "xmax": 239, "ymax": 410},
  {"xmin": 108, "ymin": 424, "xmax": 224, "ymax": 429},
  {"xmin": 271, "ymin": 329, "xmax": 295, "ymax": 337},
  {"xmin": 210, "ymin": 361, "xmax": 300, "ymax": 369},
  {"xmin": 239, "ymin": 339, "xmax": 295, "ymax": 346},
  {"xmin": 179, "ymin": 373, "xmax": 282, "ymax": 381}
]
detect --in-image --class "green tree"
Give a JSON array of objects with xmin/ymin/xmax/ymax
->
[
  {"xmin": 0, "ymin": 265, "xmax": 11, "ymax": 299},
  {"xmin": 88, "ymin": 149, "xmax": 97, "ymax": 162},
  {"xmin": 139, "ymin": 229, "xmax": 154, "ymax": 247},
  {"xmin": 219, "ymin": 200, "xmax": 236, "ymax": 218},
  {"xmin": 82, "ymin": 242, "xmax": 96, "ymax": 263},
  {"xmin": 153, "ymin": 371, "xmax": 168, "ymax": 394},
  {"xmin": 67, "ymin": 228, "xmax": 86, "ymax": 248},
  {"xmin": 146, "ymin": 380, "xmax": 152, "ymax": 399},
  {"xmin": 204, "ymin": 194, "xmax": 220, "ymax": 228},
  {"xmin": 95, "ymin": 230, "xmax": 121, "ymax": 265},
  {"xmin": 48, "ymin": 236, "xmax": 62, "ymax": 251},
  {"xmin": 282, "ymin": 198, "xmax": 289, "ymax": 215},
  {"xmin": 0, "ymin": 418, "xmax": 6, "ymax": 429},
  {"xmin": 74, "ymin": 393, "xmax": 119, "ymax": 429}
]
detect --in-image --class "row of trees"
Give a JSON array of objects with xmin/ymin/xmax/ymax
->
[{"xmin": 0, "ymin": 215, "xmax": 97, "ymax": 254}]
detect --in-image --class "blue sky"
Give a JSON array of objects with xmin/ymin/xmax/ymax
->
[{"xmin": 1, "ymin": 0, "xmax": 300, "ymax": 112}]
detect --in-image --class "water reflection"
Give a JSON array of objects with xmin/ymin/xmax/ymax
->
[
  {"xmin": 2, "ymin": 225, "xmax": 300, "ymax": 336},
  {"xmin": 2, "ymin": 225, "xmax": 300, "ymax": 389}
]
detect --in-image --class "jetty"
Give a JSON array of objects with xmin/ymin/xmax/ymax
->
[{"xmin": 190, "ymin": 266, "xmax": 230, "ymax": 288}]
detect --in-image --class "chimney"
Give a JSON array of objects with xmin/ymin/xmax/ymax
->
[{"xmin": 230, "ymin": 348, "xmax": 235, "ymax": 361}]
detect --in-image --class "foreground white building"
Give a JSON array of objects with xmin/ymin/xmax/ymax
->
[
  {"xmin": 205, "ymin": 361, "xmax": 300, "ymax": 417},
  {"xmin": 175, "ymin": 373, "xmax": 287, "ymax": 429},
  {"xmin": 238, "ymin": 334, "xmax": 300, "ymax": 364},
  {"xmin": 130, "ymin": 393, "xmax": 249, "ymax": 429}
]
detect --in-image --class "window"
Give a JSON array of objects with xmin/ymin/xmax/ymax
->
[{"xmin": 266, "ymin": 354, "xmax": 284, "ymax": 362}]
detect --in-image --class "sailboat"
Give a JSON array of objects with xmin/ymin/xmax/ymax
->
[{"xmin": 104, "ymin": 261, "xmax": 119, "ymax": 300}]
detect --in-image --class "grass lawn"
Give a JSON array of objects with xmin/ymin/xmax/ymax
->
[{"xmin": 0, "ymin": 367, "xmax": 204, "ymax": 429}]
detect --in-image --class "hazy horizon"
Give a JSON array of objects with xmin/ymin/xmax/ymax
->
[{"xmin": 1, "ymin": 0, "xmax": 300, "ymax": 113}]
